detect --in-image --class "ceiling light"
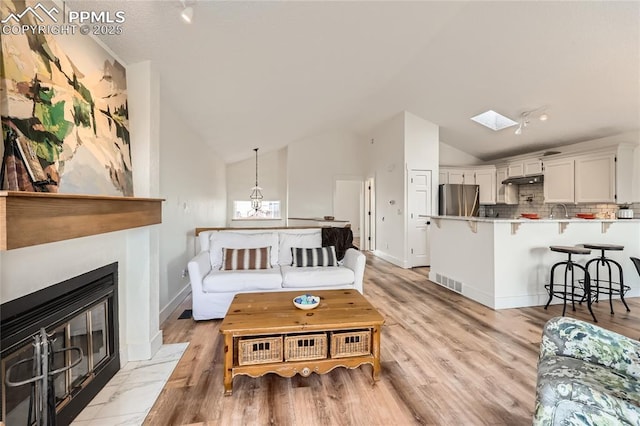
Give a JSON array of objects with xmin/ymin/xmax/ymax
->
[
  {"xmin": 514, "ymin": 109, "xmax": 549, "ymax": 135},
  {"xmin": 181, "ymin": 6, "xmax": 193, "ymax": 23},
  {"xmin": 249, "ymin": 148, "xmax": 264, "ymax": 213},
  {"xmin": 470, "ymin": 110, "xmax": 518, "ymax": 131}
]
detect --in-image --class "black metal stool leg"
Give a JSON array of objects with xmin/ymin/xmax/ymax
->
[
  {"xmin": 610, "ymin": 258, "xmax": 630, "ymax": 312},
  {"xmin": 545, "ymin": 262, "xmax": 562, "ymax": 310},
  {"xmin": 582, "ymin": 269, "xmax": 597, "ymax": 323}
]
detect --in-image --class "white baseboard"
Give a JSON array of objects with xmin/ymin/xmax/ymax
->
[
  {"xmin": 160, "ymin": 283, "xmax": 192, "ymax": 325},
  {"xmin": 372, "ymin": 250, "xmax": 409, "ymax": 268}
]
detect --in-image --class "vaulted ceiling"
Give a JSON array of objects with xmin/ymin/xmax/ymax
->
[{"xmin": 72, "ymin": 1, "xmax": 640, "ymax": 164}]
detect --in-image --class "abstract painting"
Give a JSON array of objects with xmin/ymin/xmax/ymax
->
[{"xmin": 0, "ymin": 0, "xmax": 133, "ymax": 196}]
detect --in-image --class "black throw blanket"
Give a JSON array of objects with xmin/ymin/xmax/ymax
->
[{"xmin": 321, "ymin": 227, "xmax": 357, "ymax": 261}]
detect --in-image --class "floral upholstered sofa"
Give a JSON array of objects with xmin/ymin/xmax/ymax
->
[{"xmin": 533, "ymin": 316, "xmax": 640, "ymax": 424}]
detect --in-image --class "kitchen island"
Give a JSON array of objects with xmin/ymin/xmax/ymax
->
[{"xmin": 429, "ymin": 216, "xmax": 640, "ymax": 309}]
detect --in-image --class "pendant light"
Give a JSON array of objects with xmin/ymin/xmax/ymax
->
[{"xmin": 249, "ymin": 148, "xmax": 263, "ymax": 212}]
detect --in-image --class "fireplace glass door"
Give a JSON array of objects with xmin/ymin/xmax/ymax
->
[{"xmin": 1, "ymin": 299, "xmax": 111, "ymax": 424}]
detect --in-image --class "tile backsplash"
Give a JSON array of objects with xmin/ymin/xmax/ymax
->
[{"xmin": 479, "ymin": 184, "xmax": 639, "ymax": 219}]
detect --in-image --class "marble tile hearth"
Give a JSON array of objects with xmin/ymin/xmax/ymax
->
[{"xmin": 71, "ymin": 343, "xmax": 189, "ymax": 426}]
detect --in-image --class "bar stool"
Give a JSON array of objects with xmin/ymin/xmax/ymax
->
[
  {"xmin": 544, "ymin": 245, "xmax": 597, "ymax": 322},
  {"xmin": 582, "ymin": 243, "xmax": 629, "ymax": 315}
]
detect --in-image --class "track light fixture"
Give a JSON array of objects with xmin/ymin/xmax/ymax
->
[
  {"xmin": 180, "ymin": 0, "xmax": 194, "ymax": 23},
  {"xmin": 514, "ymin": 108, "xmax": 548, "ymax": 135}
]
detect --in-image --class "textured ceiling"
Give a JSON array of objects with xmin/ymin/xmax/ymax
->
[{"xmin": 69, "ymin": 0, "xmax": 640, "ymax": 163}]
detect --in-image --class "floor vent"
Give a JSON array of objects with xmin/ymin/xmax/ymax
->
[{"xmin": 435, "ymin": 273, "xmax": 463, "ymax": 294}]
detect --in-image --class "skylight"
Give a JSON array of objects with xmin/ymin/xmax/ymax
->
[{"xmin": 471, "ymin": 110, "xmax": 518, "ymax": 131}]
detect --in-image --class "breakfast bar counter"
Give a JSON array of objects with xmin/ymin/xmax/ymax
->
[{"xmin": 428, "ymin": 216, "xmax": 640, "ymax": 309}]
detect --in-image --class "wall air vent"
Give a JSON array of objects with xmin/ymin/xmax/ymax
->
[{"xmin": 434, "ymin": 273, "xmax": 463, "ymax": 294}]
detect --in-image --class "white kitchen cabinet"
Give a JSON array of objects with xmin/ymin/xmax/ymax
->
[
  {"xmin": 543, "ymin": 158, "xmax": 575, "ymax": 203},
  {"xmin": 508, "ymin": 158, "xmax": 542, "ymax": 177},
  {"xmin": 474, "ymin": 169, "xmax": 496, "ymax": 205},
  {"xmin": 574, "ymin": 152, "xmax": 616, "ymax": 203},
  {"xmin": 446, "ymin": 169, "xmax": 465, "ymax": 184},
  {"xmin": 543, "ymin": 145, "xmax": 635, "ymax": 204},
  {"xmin": 524, "ymin": 159, "xmax": 543, "ymax": 176},
  {"xmin": 441, "ymin": 168, "xmax": 474, "ymax": 185},
  {"xmin": 438, "ymin": 171, "xmax": 448, "ymax": 185},
  {"xmin": 441, "ymin": 166, "xmax": 496, "ymax": 204},
  {"xmin": 496, "ymin": 167, "xmax": 518, "ymax": 204},
  {"xmin": 507, "ymin": 163, "xmax": 524, "ymax": 178}
]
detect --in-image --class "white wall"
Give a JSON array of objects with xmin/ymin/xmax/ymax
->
[
  {"xmin": 226, "ymin": 147, "xmax": 287, "ymax": 227},
  {"xmin": 158, "ymin": 94, "xmax": 227, "ymax": 323},
  {"xmin": 334, "ymin": 180, "xmax": 362, "ymax": 237},
  {"xmin": 369, "ymin": 113, "xmax": 406, "ymax": 265},
  {"xmin": 367, "ymin": 111, "xmax": 439, "ymax": 267},
  {"xmin": 405, "ymin": 111, "xmax": 440, "ymax": 217},
  {"xmin": 439, "ymin": 142, "xmax": 484, "ymax": 166},
  {"xmin": 288, "ymin": 130, "xmax": 367, "ymax": 219}
]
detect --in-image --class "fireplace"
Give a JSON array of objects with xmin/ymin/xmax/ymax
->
[{"xmin": 1, "ymin": 263, "xmax": 120, "ymax": 425}]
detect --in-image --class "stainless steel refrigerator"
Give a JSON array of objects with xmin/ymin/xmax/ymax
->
[{"xmin": 438, "ymin": 184, "xmax": 480, "ymax": 217}]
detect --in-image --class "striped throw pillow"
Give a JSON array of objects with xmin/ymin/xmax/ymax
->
[
  {"xmin": 291, "ymin": 246, "xmax": 338, "ymax": 267},
  {"xmin": 221, "ymin": 247, "xmax": 272, "ymax": 270}
]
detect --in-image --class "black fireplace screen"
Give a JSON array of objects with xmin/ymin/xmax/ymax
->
[{"xmin": 0, "ymin": 263, "xmax": 120, "ymax": 426}]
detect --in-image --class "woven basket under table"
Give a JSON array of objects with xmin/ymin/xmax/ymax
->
[
  {"xmin": 238, "ymin": 336, "xmax": 283, "ymax": 365},
  {"xmin": 330, "ymin": 330, "xmax": 371, "ymax": 358},
  {"xmin": 284, "ymin": 333, "xmax": 328, "ymax": 361}
]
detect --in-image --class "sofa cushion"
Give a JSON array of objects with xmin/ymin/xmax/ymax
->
[
  {"xmin": 202, "ymin": 268, "xmax": 283, "ymax": 293},
  {"xmin": 221, "ymin": 247, "xmax": 272, "ymax": 270},
  {"xmin": 278, "ymin": 231, "xmax": 321, "ymax": 266},
  {"xmin": 292, "ymin": 246, "xmax": 338, "ymax": 267},
  {"xmin": 209, "ymin": 232, "xmax": 279, "ymax": 269},
  {"xmin": 281, "ymin": 265, "xmax": 354, "ymax": 288},
  {"xmin": 534, "ymin": 355, "xmax": 640, "ymax": 424}
]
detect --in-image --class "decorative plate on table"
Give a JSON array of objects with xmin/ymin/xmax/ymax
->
[{"xmin": 293, "ymin": 294, "xmax": 320, "ymax": 310}]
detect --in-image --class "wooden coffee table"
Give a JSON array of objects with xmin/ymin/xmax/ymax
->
[{"xmin": 219, "ymin": 289, "xmax": 384, "ymax": 395}]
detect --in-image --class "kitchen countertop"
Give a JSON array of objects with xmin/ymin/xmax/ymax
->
[{"xmin": 431, "ymin": 215, "xmax": 640, "ymax": 223}]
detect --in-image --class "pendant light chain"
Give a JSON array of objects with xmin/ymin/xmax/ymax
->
[{"xmin": 255, "ymin": 148, "xmax": 259, "ymax": 188}]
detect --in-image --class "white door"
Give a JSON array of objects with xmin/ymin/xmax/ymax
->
[{"xmin": 408, "ymin": 170, "xmax": 432, "ymax": 267}]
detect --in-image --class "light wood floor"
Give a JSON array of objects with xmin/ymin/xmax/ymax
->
[{"xmin": 145, "ymin": 253, "xmax": 640, "ymax": 426}]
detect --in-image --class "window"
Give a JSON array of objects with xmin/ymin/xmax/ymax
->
[{"xmin": 232, "ymin": 200, "xmax": 281, "ymax": 220}]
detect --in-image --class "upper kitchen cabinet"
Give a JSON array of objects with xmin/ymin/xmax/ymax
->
[
  {"xmin": 543, "ymin": 158, "xmax": 575, "ymax": 203},
  {"xmin": 440, "ymin": 166, "xmax": 496, "ymax": 204},
  {"xmin": 496, "ymin": 166, "xmax": 518, "ymax": 205},
  {"xmin": 438, "ymin": 170, "xmax": 448, "ymax": 185},
  {"xmin": 574, "ymin": 152, "xmax": 615, "ymax": 203},
  {"xmin": 542, "ymin": 144, "xmax": 636, "ymax": 204},
  {"xmin": 474, "ymin": 167, "xmax": 497, "ymax": 205},
  {"xmin": 507, "ymin": 158, "xmax": 543, "ymax": 177},
  {"xmin": 441, "ymin": 168, "xmax": 474, "ymax": 185}
]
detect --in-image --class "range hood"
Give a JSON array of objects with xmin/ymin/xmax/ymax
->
[{"xmin": 502, "ymin": 174, "xmax": 544, "ymax": 185}]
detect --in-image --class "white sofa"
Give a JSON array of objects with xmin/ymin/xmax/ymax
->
[{"xmin": 187, "ymin": 228, "xmax": 366, "ymax": 320}]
